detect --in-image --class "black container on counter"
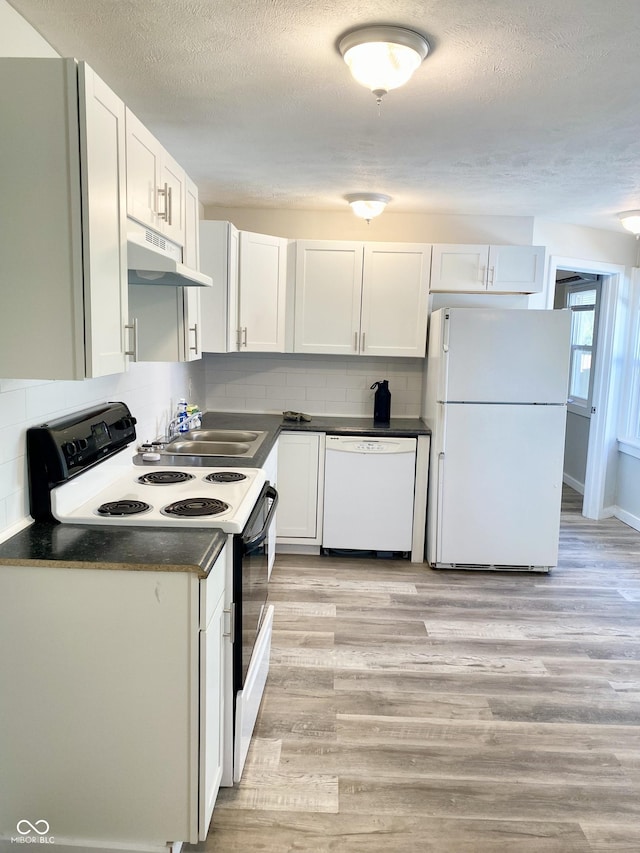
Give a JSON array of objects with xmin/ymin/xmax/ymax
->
[{"xmin": 370, "ymin": 380, "xmax": 391, "ymax": 424}]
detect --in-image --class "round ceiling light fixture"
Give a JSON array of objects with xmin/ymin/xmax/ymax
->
[
  {"xmin": 618, "ymin": 210, "xmax": 640, "ymax": 236},
  {"xmin": 345, "ymin": 193, "xmax": 392, "ymax": 223},
  {"xmin": 339, "ymin": 25, "xmax": 430, "ymax": 105}
]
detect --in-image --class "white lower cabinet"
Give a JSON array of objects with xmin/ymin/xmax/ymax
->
[
  {"xmin": 276, "ymin": 432, "xmax": 325, "ymax": 544},
  {"xmin": 198, "ymin": 553, "xmax": 226, "ymax": 840},
  {"xmin": 0, "ymin": 542, "xmax": 230, "ymax": 849},
  {"xmin": 430, "ymin": 244, "xmax": 545, "ymax": 293}
]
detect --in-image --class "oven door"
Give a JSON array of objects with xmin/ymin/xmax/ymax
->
[
  {"xmin": 232, "ymin": 482, "xmax": 278, "ymax": 782},
  {"xmin": 233, "ymin": 483, "xmax": 278, "ymax": 693}
]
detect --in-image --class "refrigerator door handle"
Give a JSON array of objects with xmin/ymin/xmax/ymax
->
[
  {"xmin": 443, "ymin": 313, "xmax": 451, "ymax": 353},
  {"xmin": 436, "ymin": 452, "xmax": 446, "ymax": 564}
]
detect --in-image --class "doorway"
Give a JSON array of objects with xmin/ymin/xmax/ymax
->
[
  {"xmin": 554, "ymin": 272, "xmax": 601, "ymax": 495},
  {"xmin": 546, "ymin": 256, "xmax": 625, "ymax": 520}
]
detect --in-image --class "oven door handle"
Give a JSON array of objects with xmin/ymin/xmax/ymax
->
[{"xmin": 242, "ymin": 484, "xmax": 278, "ymax": 552}]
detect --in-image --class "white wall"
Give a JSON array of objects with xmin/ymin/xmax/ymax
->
[
  {"xmin": 616, "ymin": 453, "xmax": 640, "ymax": 530},
  {"xmin": 0, "ymin": 0, "xmax": 58, "ymax": 56},
  {"xmin": 533, "ymin": 220, "xmax": 637, "ymax": 267},
  {"xmin": 204, "ymin": 208, "xmax": 536, "ymax": 245},
  {"xmin": 563, "ymin": 412, "xmax": 590, "ymax": 492},
  {"xmin": 204, "ymin": 353, "xmax": 422, "ymax": 417}
]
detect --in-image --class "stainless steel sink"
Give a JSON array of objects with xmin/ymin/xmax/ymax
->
[
  {"xmin": 167, "ymin": 440, "xmax": 252, "ymax": 456},
  {"xmin": 186, "ymin": 429, "xmax": 262, "ymax": 442},
  {"xmin": 164, "ymin": 429, "xmax": 268, "ymax": 458}
]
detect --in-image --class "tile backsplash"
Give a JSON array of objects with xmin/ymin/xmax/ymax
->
[
  {"xmin": 204, "ymin": 353, "xmax": 424, "ymax": 417},
  {"xmin": 0, "ymin": 361, "xmax": 204, "ymax": 538}
]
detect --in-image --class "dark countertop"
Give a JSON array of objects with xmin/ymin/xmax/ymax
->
[
  {"xmin": 134, "ymin": 412, "xmax": 430, "ymax": 469},
  {"xmin": 0, "ymin": 522, "xmax": 227, "ymax": 578}
]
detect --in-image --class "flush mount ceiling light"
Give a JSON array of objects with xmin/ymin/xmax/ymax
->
[
  {"xmin": 618, "ymin": 210, "xmax": 640, "ymax": 236},
  {"xmin": 345, "ymin": 193, "xmax": 391, "ymax": 223},
  {"xmin": 339, "ymin": 25, "xmax": 430, "ymax": 105}
]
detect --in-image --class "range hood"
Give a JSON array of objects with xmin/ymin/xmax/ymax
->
[{"xmin": 127, "ymin": 222, "xmax": 212, "ymax": 287}]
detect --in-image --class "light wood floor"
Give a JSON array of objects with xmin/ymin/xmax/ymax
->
[{"xmin": 187, "ymin": 488, "xmax": 640, "ymax": 852}]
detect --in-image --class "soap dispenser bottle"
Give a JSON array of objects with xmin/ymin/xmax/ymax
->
[{"xmin": 370, "ymin": 380, "xmax": 391, "ymax": 424}]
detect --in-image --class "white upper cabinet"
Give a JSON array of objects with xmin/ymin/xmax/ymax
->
[
  {"xmin": 238, "ymin": 231, "xmax": 288, "ymax": 352},
  {"xmin": 125, "ymin": 108, "xmax": 186, "ymax": 247},
  {"xmin": 294, "ymin": 241, "xmax": 363, "ymax": 355},
  {"xmin": 294, "ymin": 241, "xmax": 431, "ymax": 357},
  {"xmin": 0, "ymin": 58, "xmax": 129, "ymax": 380},
  {"xmin": 184, "ymin": 175, "xmax": 201, "ymax": 270},
  {"xmin": 199, "ymin": 221, "xmax": 240, "ymax": 352},
  {"xmin": 128, "ymin": 284, "xmax": 201, "ymax": 363},
  {"xmin": 199, "ymin": 223, "xmax": 287, "ymax": 353},
  {"xmin": 431, "ymin": 244, "xmax": 545, "ymax": 293},
  {"xmin": 360, "ymin": 243, "xmax": 431, "ymax": 357}
]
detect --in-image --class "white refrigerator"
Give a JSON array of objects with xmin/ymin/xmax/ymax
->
[{"xmin": 424, "ymin": 307, "xmax": 571, "ymax": 571}]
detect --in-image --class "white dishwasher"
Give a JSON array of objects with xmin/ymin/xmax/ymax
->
[{"xmin": 322, "ymin": 435, "xmax": 417, "ymax": 552}]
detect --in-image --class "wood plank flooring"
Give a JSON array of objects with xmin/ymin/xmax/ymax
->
[{"xmin": 186, "ymin": 488, "xmax": 640, "ymax": 852}]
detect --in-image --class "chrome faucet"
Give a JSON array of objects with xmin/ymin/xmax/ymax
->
[{"xmin": 166, "ymin": 410, "xmax": 203, "ymax": 440}]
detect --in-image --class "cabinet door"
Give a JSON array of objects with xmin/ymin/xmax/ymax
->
[
  {"xmin": 160, "ymin": 150, "xmax": 186, "ymax": 247},
  {"xmin": 294, "ymin": 241, "xmax": 364, "ymax": 355},
  {"xmin": 78, "ymin": 63, "xmax": 129, "ymax": 377},
  {"xmin": 184, "ymin": 176, "xmax": 200, "ymax": 270},
  {"xmin": 276, "ymin": 432, "xmax": 323, "ymax": 541},
  {"xmin": 125, "ymin": 108, "xmax": 161, "ymax": 231},
  {"xmin": 199, "ymin": 591, "xmax": 224, "ymax": 840},
  {"xmin": 489, "ymin": 245, "xmax": 546, "ymax": 293},
  {"xmin": 238, "ymin": 231, "xmax": 287, "ymax": 352},
  {"xmin": 199, "ymin": 221, "xmax": 240, "ymax": 353},
  {"xmin": 128, "ymin": 284, "xmax": 184, "ymax": 362},
  {"xmin": 430, "ymin": 244, "xmax": 489, "ymax": 292},
  {"xmin": 183, "ymin": 287, "xmax": 202, "ymax": 361},
  {"xmin": 0, "ymin": 59, "xmax": 128, "ymax": 380},
  {"xmin": 360, "ymin": 243, "xmax": 431, "ymax": 357}
]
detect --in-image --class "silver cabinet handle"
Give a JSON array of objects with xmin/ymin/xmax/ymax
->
[
  {"xmin": 223, "ymin": 603, "xmax": 235, "ymax": 638},
  {"xmin": 242, "ymin": 327, "xmax": 248, "ymax": 347},
  {"xmin": 157, "ymin": 182, "xmax": 169, "ymax": 221},
  {"xmin": 354, "ymin": 331, "xmax": 359, "ymax": 352},
  {"xmin": 124, "ymin": 318, "xmax": 138, "ymax": 361},
  {"xmin": 361, "ymin": 331, "xmax": 366, "ymax": 351},
  {"xmin": 167, "ymin": 185, "xmax": 172, "ymax": 226},
  {"xmin": 189, "ymin": 322, "xmax": 199, "ymax": 354},
  {"xmin": 488, "ymin": 265, "xmax": 495, "ymax": 286}
]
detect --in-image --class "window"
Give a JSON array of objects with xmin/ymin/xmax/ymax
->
[
  {"xmin": 565, "ymin": 283, "xmax": 600, "ymax": 415},
  {"xmin": 620, "ymin": 267, "xmax": 640, "ymax": 448}
]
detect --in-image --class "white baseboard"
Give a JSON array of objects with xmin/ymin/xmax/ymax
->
[
  {"xmin": 563, "ymin": 473, "xmax": 584, "ymax": 494},
  {"xmin": 614, "ymin": 506, "xmax": 640, "ymax": 533}
]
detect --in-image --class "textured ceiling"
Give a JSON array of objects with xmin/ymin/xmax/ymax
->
[{"xmin": 8, "ymin": 0, "xmax": 640, "ymax": 228}]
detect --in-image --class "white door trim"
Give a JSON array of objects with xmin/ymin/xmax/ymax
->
[{"xmin": 547, "ymin": 256, "xmax": 627, "ymax": 519}]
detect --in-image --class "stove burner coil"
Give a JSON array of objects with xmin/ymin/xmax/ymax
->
[
  {"xmin": 162, "ymin": 497, "xmax": 230, "ymax": 517},
  {"xmin": 97, "ymin": 499, "xmax": 151, "ymax": 516},
  {"xmin": 205, "ymin": 471, "xmax": 248, "ymax": 483},
  {"xmin": 137, "ymin": 471, "xmax": 195, "ymax": 485}
]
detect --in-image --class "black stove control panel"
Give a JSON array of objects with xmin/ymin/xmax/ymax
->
[{"xmin": 27, "ymin": 402, "xmax": 138, "ymax": 521}]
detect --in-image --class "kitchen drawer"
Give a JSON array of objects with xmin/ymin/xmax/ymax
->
[{"xmin": 199, "ymin": 541, "xmax": 227, "ymax": 629}]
